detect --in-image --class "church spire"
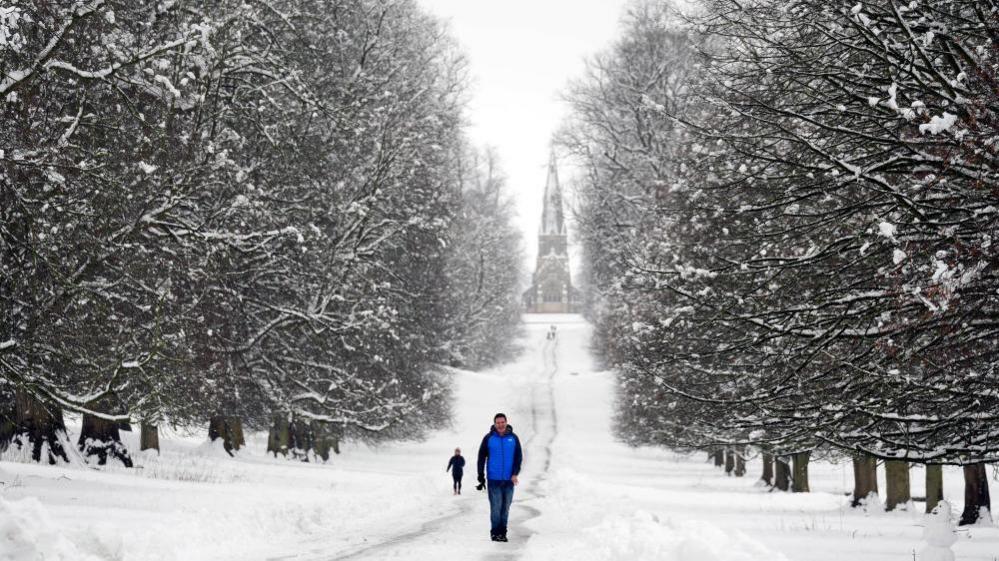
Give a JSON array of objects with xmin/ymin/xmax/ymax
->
[
  {"xmin": 540, "ymin": 151, "xmax": 565, "ymax": 235},
  {"xmin": 523, "ymin": 148, "xmax": 578, "ymax": 313}
]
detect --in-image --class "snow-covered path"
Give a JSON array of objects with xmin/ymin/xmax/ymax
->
[
  {"xmin": 3, "ymin": 314, "xmax": 998, "ymax": 561},
  {"xmin": 307, "ymin": 317, "xmax": 564, "ymax": 561}
]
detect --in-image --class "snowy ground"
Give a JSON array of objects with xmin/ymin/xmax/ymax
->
[{"xmin": 2, "ymin": 315, "xmax": 998, "ymax": 560}]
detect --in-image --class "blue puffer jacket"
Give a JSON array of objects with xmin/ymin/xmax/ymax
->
[{"xmin": 476, "ymin": 424, "xmax": 523, "ymax": 482}]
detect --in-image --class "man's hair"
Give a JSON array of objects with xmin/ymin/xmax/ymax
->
[{"xmin": 494, "ymin": 413, "xmax": 507, "ymax": 421}]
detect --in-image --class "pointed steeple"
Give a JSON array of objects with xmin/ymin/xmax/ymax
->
[
  {"xmin": 523, "ymin": 148, "xmax": 579, "ymax": 313},
  {"xmin": 540, "ymin": 151, "xmax": 565, "ymax": 235}
]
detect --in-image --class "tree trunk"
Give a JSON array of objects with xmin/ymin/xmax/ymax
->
[
  {"xmin": 851, "ymin": 454, "xmax": 879, "ymax": 507},
  {"xmin": 231, "ymin": 417, "xmax": 245, "ymax": 448},
  {"xmin": 774, "ymin": 456, "xmax": 790, "ymax": 491},
  {"xmin": 267, "ymin": 414, "xmax": 290, "ymax": 458},
  {"xmin": 78, "ymin": 405, "xmax": 133, "ymax": 467},
  {"xmin": 208, "ymin": 416, "xmax": 244, "ymax": 456},
  {"xmin": 884, "ymin": 460, "xmax": 911, "ymax": 511},
  {"xmin": 734, "ymin": 448, "xmax": 746, "ymax": 477},
  {"xmin": 312, "ymin": 421, "xmax": 332, "ymax": 462},
  {"xmin": 140, "ymin": 423, "xmax": 159, "ymax": 453},
  {"xmin": 331, "ymin": 427, "xmax": 341, "ymax": 455},
  {"xmin": 761, "ymin": 452, "xmax": 774, "ymax": 486},
  {"xmin": 925, "ymin": 464, "xmax": 944, "ymax": 514},
  {"xmin": 712, "ymin": 448, "xmax": 724, "ymax": 467},
  {"xmin": 289, "ymin": 417, "xmax": 313, "ymax": 461},
  {"xmin": 0, "ymin": 394, "xmax": 14, "ymax": 449},
  {"xmin": 792, "ymin": 451, "xmax": 810, "ymax": 493},
  {"xmin": 724, "ymin": 448, "xmax": 735, "ymax": 475},
  {"xmin": 959, "ymin": 464, "xmax": 992, "ymax": 526},
  {"xmin": 10, "ymin": 388, "xmax": 70, "ymax": 464}
]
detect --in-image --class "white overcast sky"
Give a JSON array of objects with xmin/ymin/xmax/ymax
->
[{"xmin": 416, "ymin": 0, "xmax": 632, "ymax": 273}]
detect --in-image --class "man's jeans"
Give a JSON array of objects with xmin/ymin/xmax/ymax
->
[{"xmin": 487, "ymin": 480, "xmax": 515, "ymax": 535}]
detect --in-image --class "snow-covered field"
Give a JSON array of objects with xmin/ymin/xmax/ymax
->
[{"xmin": 2, "ymin": 315, "xmax": 997, "ymax": 560}]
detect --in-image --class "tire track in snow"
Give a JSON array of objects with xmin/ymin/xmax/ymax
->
[
  {"xmin": 484, "ymin": 332, "xmax": 560, "ymax": 561},
  {"xmin": 489, "ymin": 335, "xmax": 559, "ymax": 561},
  {"xmin": 325, "ymin": 498, "xmax": 480, "ymax": 560}
]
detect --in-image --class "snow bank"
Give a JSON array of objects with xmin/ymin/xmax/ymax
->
[
  {"xmin": 0, "ymin": 496, "xmax": 122, "ymax": 561},
  {"xmin": 522, "ymin": 469, "xmax": 787, "ymax": 561},
  {"xmin": 524, "ymin": 509, "xmax": 787, "ymax": 561}
]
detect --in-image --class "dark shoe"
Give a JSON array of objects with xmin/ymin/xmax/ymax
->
[
  {"xmin": 497, "ymin": 534, "xmax": 508, "ymax": 542},
  {"xmin": 490, "ymin": 534, "xmax": 500, "ymax": 542}
]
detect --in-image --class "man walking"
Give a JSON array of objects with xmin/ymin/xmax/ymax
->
[{"xmin": 476, "ymin": 413, "xmax": 523, "ymax": 542}]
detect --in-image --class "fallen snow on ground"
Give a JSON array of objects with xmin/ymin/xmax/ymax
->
[
  {"xmin": 1, "ymin": 427, "xmax": 454, "ymax": 561},
  {"xmin": 0, "ymin": 495, "xmax": 118, "ymax": 561},
  {"xmin": 0, "ymin": 366, "xmax": 504, "ymax": 561},
  {"xmin": 522, "ymin": 469, "xmax": 788, "ymax": 561},
  {"xmin": 2, "ymin": 315, "xmax": 998, "ymax": 561}
]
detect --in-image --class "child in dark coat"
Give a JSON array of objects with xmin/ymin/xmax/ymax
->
[{"xmin": 446, "ymin": 447, "xmax": 465, "ymax": 495}]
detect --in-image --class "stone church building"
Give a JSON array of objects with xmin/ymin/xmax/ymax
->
[{"xmin": 523, "ymin": 154, "xmax": 581, "ymax": 314}]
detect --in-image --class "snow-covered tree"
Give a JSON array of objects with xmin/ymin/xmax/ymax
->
[
  {"xmin": 443, "ymin": 146, "xmax": 523, "ymax": 370},
  {"xmin": 2, "ymin": 0, "xmax": 522, "ymax": 466},
  {"xmin": 567, "ymin": 0, "xmax": 998, "ymax": 516}
]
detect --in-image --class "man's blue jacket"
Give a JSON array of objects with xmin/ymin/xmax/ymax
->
[{"xmin": 476, "ymin": 424, "xmax": 523, "ymax": 482}]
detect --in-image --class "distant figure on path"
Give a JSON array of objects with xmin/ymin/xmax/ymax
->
[
  {"xmin": 476, "ymin": 413, "xmax": 523, "ymax": 542},
  {"xmin": 446, "ymin": 447, "xmax": 465, "ymax": 495}
]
